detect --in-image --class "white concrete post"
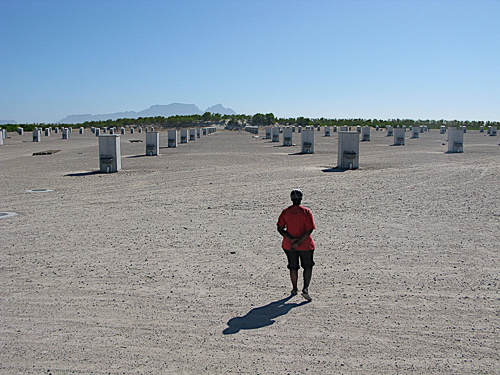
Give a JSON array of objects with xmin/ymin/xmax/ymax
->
[
  {"xmin": 411, "ymin": 126, "xmax": 420, "ymax": 138},
  {"xmin": 340, "ymin": 126, "xmax": 348, "ymax": 132},
  {"xmin": 479, "ymin": 126, "xmax": 484, "ymax": 133},
  {"xmin": 337, "ymin": 132, "xmax": 359, "ymax": 169},
  {"xmin": 386, "ymin": 126, "xmax": 393, "ymax": 136},
  {"xmin": 33, "ymin": 129, "xmax": 41, "ymax": 142},
  {"xmin": 361, "ymin": 126, "xmax": 370, "ymax": 141},
  {"xmin": 18, "ymin": 127, "xmax": 24, "ymax": 135},
  {"xmin": 197, "ymin": 128, "xmax": 202, "ymax": 138},
  {"xmin": 324, "ymin": 126, "xmax": 331, "ymax": 137},
  {"xmin": 297, "ymin": 126, "xmax": 302, "ymax": 133},
  {"xmin": 45, "ymin": 128, "xmax": 51, "ymax": 136},
  {"xmin": 130, "ymin": 128, "xmax": 134, "ymax": 134},
  {"xmin": 99, "ymin": 135, "xmax": 121, "ymax": 173},
  {"xmin": 440, "ymin": 126, "xmax": 446, "ymax": 134},
  {"xmin": 265, "ymin": 127, "xmax": 272, "ymax": 139},
  {"xmin": 271, "ymin": 127, "xmax": 280, "ymax": 142},
  {"xmin": 447, "ymin": 128, "xmax": 463, "ymax": 153},
  {"xmin": 79, "ymin": 127, "xmax": 84, "ymax": 134},
  {"xmin": 54, "ymin": 127, "xmax": 59, "ymax": 134},
  {"xmin": 168, "ymin": 129, "xmax": 178, "ymax": 147},
  {"xmin": 419, "ymin": 126, "xmax": 424, "ymax": 133},
  {"xmin": 95, "ymin": 128, "xmax": 100, "ymax": 136},
  {"xmin": 283, "ymin": 127, "xmax": 293, "ymax": 146},
  {"xmin": 333, "ymin": 126, "xmax": 337, "ymax": 132},
  {"xmin": 393, "ymin": 127, "xmax": 405, "ymax": 145},
  {"xmin": 120, "ymin": 127, "xmax": 125, "ymax": 134},
  {"xmin": 109, "ymin": 128, "xmax": 115, "ymax": 134},
  {"xmin": 301, "ymin": 127, "xmax": 314, "ymax": 154},
  {"xmin": 490, "ymin": 126, "xmax": 497, "ymax": 136},
  {"xmin": 146, "ymin": 131, "xmax": 159, "ymax": 156},
  {"xmin": 356, "ymin": 126, "xmax": 361, "ymax": 133},
  {"xmin": 62, "ymin": 128, "xmax": 70, "ymax": 139},
  {"xmin": 180, "ymin": 129, "xmax": 189, "ymax": 143},
  {"xmin": 189, "ymin": 128, "xmax": 196, "ymax": 141}
]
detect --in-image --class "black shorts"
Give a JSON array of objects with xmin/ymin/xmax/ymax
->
[{"xmin": 283, "ymin": 249, "xmax": 315, "ymax": 270}]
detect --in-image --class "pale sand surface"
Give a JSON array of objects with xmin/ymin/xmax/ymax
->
[{"xmin": 1, "ymin": 128, "xmax": 499, "ymax": 374}]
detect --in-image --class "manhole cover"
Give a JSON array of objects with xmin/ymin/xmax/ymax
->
[
  {"xmin": 26, "ymin": 189, "xmax": 53, "ymax": 193},
  {"xmin": 0, "ymin": 212, "xmax": 17, "ymax": 219}
]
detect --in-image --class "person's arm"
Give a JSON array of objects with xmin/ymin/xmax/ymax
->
[
  {"xmin": 290, "ymin": 229, "xmax": 314, "ymax": 250},
  {"xmin": 277, "ymin": 224, "xmax": 296, "ymax": 243}
]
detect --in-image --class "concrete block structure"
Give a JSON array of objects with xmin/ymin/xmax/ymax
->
[
  {"xmin": 17, "ymin": 127, "xmax": 24, "ymax": 135},
  {"xmin": 146, "ymin": 131, "xmax": 159, "ymax": 156},
  {"xmin": 411, "ymin": 126, "xmax": 420, "ymax": 138},
  {"xmin": 271, "ymin": 127, "xmax": 280, "ymax": 142},
  {"xmin": 45, "ymin": 128, "xmax": 51, "ymax": 137},
  {"xmin": 95, "ymin": 128, "xmax": 101, "ymax": 136},
  {"xmin": 180, "ymin": 129, "xmax": 189, "ymax": 143},
  {"xmin": 393, "ymin": 127, "xmax": 405, "ymax": 145},
  {"xmin": 130, "ymin": 128, "xmax": 134, "ymax": 134},
  {"xmin": 324, "ymin": 126, "xmax": 330, "ymax": 137},
  {"xmin": 79, "ymin": 127, "xmax": 84, "ymax": 134},
  {"xmin": 33, "ymin": 129, "xmax": 41, "ymax": 142},
  {"xmin": 189, "ymin": 128, "xmax": 196, "ymax": 141},
  {"xmin": 283, "ymin": 127, "xmax": 293, "ymax": 146},
  {"xmin": 265, "ymin": 127, "xmax": 272, "ymax": 139},
  {"xmin": 337, "ymin": 132, "xmax": 359, "ymax": 169},
  {"xmin": 62, "ymin": 128, "xmax": 70, "ymax": 139},
  {"xmin": 386, "ymin": 126, "xmax": 393, "ymax": 136},
  {"xmin": 297, "ymin": 126, "xmax": 302, "ymax": 133},
  {"xmin": 440, "ymin": 126, "xmax": 446, "ymax": 134},
  {"xmin": 447, "ymin": 128, "xmax": 463, "ymax": 153},
  {"xmin": 121, "ymin": 127, "xmax": 125, "ymax": 135},
  {"xmin": 490, "ymin": 126, "xmax": 497, "ymax": 136},
  {"xmin": 333, "ymin": 126, "xmax": 337, "ymax": 132},
  {"xmin": 197, "ymin": 128, "xmax": 202, "ymax": 138},
  {"xmin": 301, "ymin": 127, "xmax": 314, "ymax": 154},
  {"xmin": 168, "ymin": 129, "xmax": 177, "ymax": 147},
  {"xmin": 99, "ymin": 135, "xmax": 121, "ymax": 173},
  {"xmin": 361, "ymin": 126, "xmax": 370, "ymax": 141}
]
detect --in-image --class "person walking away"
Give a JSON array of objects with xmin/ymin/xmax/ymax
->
[{"xmin": 277, "ymin": 189, "xmax": 316, "ymax": 301}]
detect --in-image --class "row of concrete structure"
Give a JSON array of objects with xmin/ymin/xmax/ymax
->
[
  {"xmin": 99, "ymin": 127, "xmax": 217, "ymax": 173},
  {"xmin": 244, "ymin": 125, "xmax": 499, "ymax": 170}
]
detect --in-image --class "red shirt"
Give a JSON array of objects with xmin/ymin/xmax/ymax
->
[{"xmin": 277, "ymin": 205, "xmax": 316, "ymax": 251}]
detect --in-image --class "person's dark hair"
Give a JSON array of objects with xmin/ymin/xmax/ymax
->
[{"xmin": 290, "ymin": 189, "xmax": 303, "ymax": 205}]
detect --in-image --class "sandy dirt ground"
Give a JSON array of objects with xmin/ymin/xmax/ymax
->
[{"xmin": 1, "ymin": 127, "xmax": 499, "ymax": 374}]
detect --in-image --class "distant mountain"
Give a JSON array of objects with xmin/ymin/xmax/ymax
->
[
  {"xmin": 0, "ymin": 120, "xmax": 17, "ymax": 125},
  {"xmin": 205, "ymin": 104, "xmax": 236, "ymax": 115},
  {"xmin": 58, "ymin": 103, "xmax": 236, "ymax": 124}
]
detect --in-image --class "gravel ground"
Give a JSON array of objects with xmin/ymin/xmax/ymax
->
[{"xmin": 1, "ymin": 127, "xmax": 499, "ymax": 374}]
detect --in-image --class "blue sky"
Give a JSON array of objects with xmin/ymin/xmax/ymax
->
[{"xmin": 1, "ymin": 0, "xmax": 499, "ymax": 123}]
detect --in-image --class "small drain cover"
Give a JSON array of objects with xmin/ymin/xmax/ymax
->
[
  {"xmin": 0, "ymin": 212, "xmax": 17, "ymax": 219},
  {"xmin": 26, "ymin": 189, "xmax": 53, "ymax": 193}
]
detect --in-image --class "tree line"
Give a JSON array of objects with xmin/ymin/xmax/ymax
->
[{"xmin": 2, "ymin": 112, "xmax": 498, "ymax": 132}]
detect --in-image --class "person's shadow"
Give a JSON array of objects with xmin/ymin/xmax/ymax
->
[{"xmin": 223, "ymin": 295, "xmax": 310, "ymax": 334}]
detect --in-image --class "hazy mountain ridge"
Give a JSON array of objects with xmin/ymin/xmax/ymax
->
[
  {"xmin": 0, "ymin": 120, "xmax": 17, "ymax": 125},
  {"xmin": 59, "ymin": 103, "xmax": 236, "ymax": 124}
]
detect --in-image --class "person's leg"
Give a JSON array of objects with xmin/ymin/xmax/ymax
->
[
  {"xmin": 302, "ymin": 267, "xmax": 312, "ymax": 292},
  {"xmin": 299, "ymin": 251, "xmax": 315, "ymax": 298},
  {"xmin": 283, "ymin": 249, "xmax": 299, "ymax": 294},
  {"xmin": 290, "ymin": 269, "xmax": 298, "ymax": 293}
]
